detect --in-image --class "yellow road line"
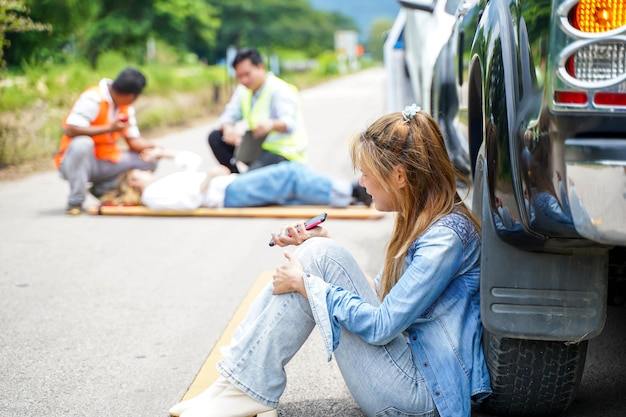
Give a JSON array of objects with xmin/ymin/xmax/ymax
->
[{"xmin": 181, "ymin": 270, "xmax": 274, "ymax": 400}]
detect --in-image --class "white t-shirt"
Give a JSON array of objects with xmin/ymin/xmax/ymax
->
[
  {"xmin": 66, "ymin": 78, "xmax": 141, "ymax": 139},
  {"xmin": 141, "ymin": 151, "xmax": 236, "ymax": 210},
  {"xmin": 202, "ymin": 175, "xmax": 237, "ymax": 208}
]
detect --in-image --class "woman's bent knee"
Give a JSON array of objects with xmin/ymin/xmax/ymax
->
[{"xmin": 297, "ymin": 237, "xmax": 343, "ymax": 257}]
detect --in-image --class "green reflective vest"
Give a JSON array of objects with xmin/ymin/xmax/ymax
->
[{"xmin": 240, "ymin": 74, "xmax": 307, "ymax": 162}]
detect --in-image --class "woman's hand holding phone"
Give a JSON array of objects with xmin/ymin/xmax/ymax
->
[{"xmin": 269, "ymin": 213, "xmax": 328, "ymax": 247}]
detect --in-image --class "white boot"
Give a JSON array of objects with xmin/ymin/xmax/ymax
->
[
  {"xmin": 179, "ymin": 381, "xmax": 277, "ymax": 417},
  {"xmin": 169, "ymin": 376, "xmax": 230, "ymax": 417}
]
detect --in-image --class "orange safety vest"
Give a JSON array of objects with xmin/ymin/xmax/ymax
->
[{"xmin": 54, "ymin": 85, "xmax": 130, "ymax": 169}]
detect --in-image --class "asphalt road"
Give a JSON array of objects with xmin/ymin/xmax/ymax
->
[{"xmin": 1, "ymin": 67, "xmax": 625, "ymax": 417}]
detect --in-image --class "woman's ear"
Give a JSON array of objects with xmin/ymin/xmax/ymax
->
[{"xmin": 393, "ymin": 165, "xmax": 407, "ymax": 189}]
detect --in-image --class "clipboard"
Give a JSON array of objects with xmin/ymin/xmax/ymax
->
[{"xmin": 234, "ymin": 131, "xmax": 267, "ymax": 165}]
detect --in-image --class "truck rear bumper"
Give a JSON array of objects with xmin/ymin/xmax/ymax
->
[{"xmin": 565, "ymin": 139, "xmax": 626, "ymax": 245}]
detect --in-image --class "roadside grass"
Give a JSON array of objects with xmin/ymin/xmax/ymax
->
[
  {"xmin": 0, "ymin": 53, "xmax": 376, "ymax": 175},
  {"xmin": 0, "ymin": 54, "xmax": 230, "ymax": 170}
]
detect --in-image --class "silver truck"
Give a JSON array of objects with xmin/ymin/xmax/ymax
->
[{"xmin": 396, "ymin": 0, "xmax": 626, "ymax": 415}]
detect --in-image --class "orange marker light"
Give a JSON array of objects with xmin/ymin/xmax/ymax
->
[{"xmin": 572, "ymin": 0, "xmax": 626, "ymax": 32}]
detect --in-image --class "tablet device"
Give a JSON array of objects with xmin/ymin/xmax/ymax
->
[{"xmin": 234, "ymin": 131, "xmax": 267, "ymax": 165}]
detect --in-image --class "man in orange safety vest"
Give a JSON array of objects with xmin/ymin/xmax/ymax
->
[{"xmin": 55, "ymin": 67, "xmax": 168, "ymax": 215}]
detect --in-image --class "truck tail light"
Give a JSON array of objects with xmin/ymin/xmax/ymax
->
[
  {"xmin": 555, "ymin": 90, "xmax": 589, "ymax": 105},
  {"xmin": 594, "ymin": 92, "xmax": 626, "ymax": 106},
  {"xmin": 552, "ymin": 1, "xmax": 626, "ymax": 111},
  {"xmin": 571, "ymin": 0, "xmax": 626, "ymax": 33},
  {"xmin": 564, "ymin": 41, "xmax": 626, "ymax": 82}
]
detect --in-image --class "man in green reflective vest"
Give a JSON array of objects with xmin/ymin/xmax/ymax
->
[{"xmin": 208, "ymin": 48, "xmax": 308, "ymax": 173}]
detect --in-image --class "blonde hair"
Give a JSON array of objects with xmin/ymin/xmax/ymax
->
[
  {"xmin": 99, "ymin": 171, "xmax": 143, "ymax": 205},
  {"xmin": 350, "ymin": 111, "xmax": 480, "ymax": 299}
]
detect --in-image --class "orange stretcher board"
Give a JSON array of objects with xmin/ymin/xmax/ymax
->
[{"xmin": 87, "ymin": 204, "xmax": 385, "ymax": 220}]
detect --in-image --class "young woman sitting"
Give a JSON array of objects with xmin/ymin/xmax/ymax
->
[{"xmin": 168, "ymin": 106, "xmax": 491, "ymax": 417}]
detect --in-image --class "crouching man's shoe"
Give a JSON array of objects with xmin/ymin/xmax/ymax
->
[{"xmin": 65, "ymin": 203, "xmax": 84, "ymax": 215}]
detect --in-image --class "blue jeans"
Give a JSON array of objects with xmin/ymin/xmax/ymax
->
[
  {"xmin": 223, "ymin": 162, "xmax": 353, "ymax": 208},
  {"xmin": 217, "ymin": 238, "xmax": 438, "ymax": 417}
]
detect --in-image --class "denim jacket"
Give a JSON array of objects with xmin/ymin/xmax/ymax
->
[{"xmin": 304, "ymin": 212, "xmax": 491, "ymax": 417}]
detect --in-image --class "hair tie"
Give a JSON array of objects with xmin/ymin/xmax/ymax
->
[{"xmin": 402, "ymin": 103, "xmax": 421, "ymax": 123}]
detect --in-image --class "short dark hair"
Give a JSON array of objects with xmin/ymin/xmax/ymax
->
[
  {"xmin": 232, "ymin": 48, "xmax": 263, "ymax": 69},
  {"xmin": 111, "ymin": 67, "xmax": 147, "ymax": 95}
]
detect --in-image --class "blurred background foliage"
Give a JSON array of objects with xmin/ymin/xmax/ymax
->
[
  {"xmin": 0, "ymin": 0, "xmax": 394, "ymax": 170},
  {"xmin": 2, "ymin": 0, "xmax": 358, "ymax": 70}
]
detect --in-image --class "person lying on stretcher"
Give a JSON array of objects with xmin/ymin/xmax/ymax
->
[{"xmin": 99, "ymin": 149, "xmax": 372, "ymax": 210}]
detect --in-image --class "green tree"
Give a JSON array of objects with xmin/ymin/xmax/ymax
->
[
  {"xmin": 4, "ymin": 0, "xmax": 356, "ymax": 68},
  {"xmin": 152, "ymin": 0, "xmax": 219, "ymax": 60},
  {"xmin": 4, "ymin": 0, "xmax": 98, "ymax": 67},
  {"xmin": 205, "ymin": 0, "xmax": 356, "ymax": 62},
  {"xmin": 83, "ymin": 0, "xmax": 219, "ymax": 66},
  {"xmin": 0, "ymin": 0, "xmax": 50, "ymax": 70},
  {"xmin": 5, "ymin": 0, "xmax": 219, "ymax": 68}
]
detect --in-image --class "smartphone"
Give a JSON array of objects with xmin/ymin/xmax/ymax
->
[{"xmin": 268, "ymin": 212, "xmax": 327, "ymax": 247}]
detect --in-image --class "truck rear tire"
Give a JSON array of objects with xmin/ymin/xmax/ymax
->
[{"xmin": 481, "ymin": 330, "xmax": 587, "ymax": 416}]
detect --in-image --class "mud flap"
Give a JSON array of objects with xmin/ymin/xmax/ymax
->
[{"xmin": 477, "ymin": 157, "xmax": 608, "ymax": 342}]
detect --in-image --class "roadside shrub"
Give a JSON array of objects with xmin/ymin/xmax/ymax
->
[
  {"xmin": 95, "ymin": 51, "xmax": 128, "ymax": 75},
  {"xmin": 316, "ymin": 51, "xmax": 339, "ymax": 76}
]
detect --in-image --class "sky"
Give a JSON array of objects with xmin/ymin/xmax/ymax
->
[{"xmin": 309, "ymin": 0, "xmax": 400, "ymax": 40}]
